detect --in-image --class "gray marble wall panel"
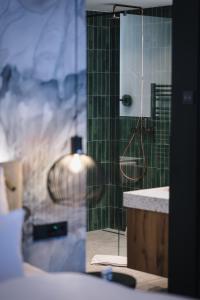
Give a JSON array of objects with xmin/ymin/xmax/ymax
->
[{"xmin": 0, "ymin": 0, "xmax": 86, "ymax": 272}]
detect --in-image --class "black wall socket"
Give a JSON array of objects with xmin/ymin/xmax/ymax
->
[{"xmin": 33, "ymin": 221, "xmax": 68, "ymax": 241}]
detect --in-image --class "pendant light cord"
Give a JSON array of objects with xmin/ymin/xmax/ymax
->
[{"xmin": 74, "ymin": 0, "xmax": 79, "ymax": 135}]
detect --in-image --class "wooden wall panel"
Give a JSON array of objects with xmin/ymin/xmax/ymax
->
[{"xmin": 0, "ymin": 160, "xmax": 23, "ymax": 211}]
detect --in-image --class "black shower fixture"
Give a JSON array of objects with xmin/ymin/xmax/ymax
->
[
  {"xmin": 120, "ymin": 94, "xmax": 132, "ymax": 107},
  {"xmin": 112, "ymin": 12, "xmax": 120, "ymax": 19},
  {"xmin": 87, "ymin": 3, "xmax": 143, "ymax": 19},
  {"xmin": 112, "ymin": 3, "xmax": 142, "ymax": 17}
]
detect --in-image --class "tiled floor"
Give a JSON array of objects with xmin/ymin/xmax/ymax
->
[{"xmin": 86, "ymin": 230, "xmax": 168, "ymax": 291}]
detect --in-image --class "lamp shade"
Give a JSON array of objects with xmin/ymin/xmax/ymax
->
[{"xmin": 47, "ymin": 136, "xmax": 103, "ymax": 206}]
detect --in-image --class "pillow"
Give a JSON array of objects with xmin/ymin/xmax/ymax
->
[
  {"xmin": 0, "ymin": 209, "xmax": 24, "ymax": 282},
  {"xmin": 0, "ymin": 166, "xmax": 9, "ymax": 214}
]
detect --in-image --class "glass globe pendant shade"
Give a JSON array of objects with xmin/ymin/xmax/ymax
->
[{"xmin": 47, "ymin": 136, "xmax": 103, "ymax": 206}]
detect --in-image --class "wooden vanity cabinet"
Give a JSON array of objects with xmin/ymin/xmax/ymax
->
[{"xmin": 127, "ymin": 208, "xmax": 168, "ymax": 277}]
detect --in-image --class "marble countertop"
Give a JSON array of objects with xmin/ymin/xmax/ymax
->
[{"xmin": 123, "ymin": 186, "xmax": 169, "ymax": 214}]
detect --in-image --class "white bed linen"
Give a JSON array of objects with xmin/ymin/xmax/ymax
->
[
  {"xmin": 0, "ymin": 273, "xmax": 192, "ymax": 300},
  {"xmin": 0, "ymin": 209, "xmax": 24, "ymax": 282}
]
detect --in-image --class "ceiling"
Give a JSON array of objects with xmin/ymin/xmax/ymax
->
[{"xmin": 86, "ymin": 0, "xmax": 172, "ymax": 11}]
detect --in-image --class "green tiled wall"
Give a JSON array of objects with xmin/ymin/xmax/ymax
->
[
  {"xmin": 87, "ymin": 7, "xmax": 172, "ymax": 231},
  {"xmin": 87, "ymin": 13, "xmax": 120, "ymax": 231}
]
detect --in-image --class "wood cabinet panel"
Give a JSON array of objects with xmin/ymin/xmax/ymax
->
[{"xmin": 127, "ymin": 208, "xmax": 168, "ymax": 277}]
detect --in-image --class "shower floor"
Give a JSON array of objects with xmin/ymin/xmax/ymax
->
[{"xmin": 86, "ymin": 230, "xmax": 168, "ymax": 291}]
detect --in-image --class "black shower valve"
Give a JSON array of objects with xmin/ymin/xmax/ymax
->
[{"xmin": 120, "ymin": 94, "xmax": 132, "ymax": 107}]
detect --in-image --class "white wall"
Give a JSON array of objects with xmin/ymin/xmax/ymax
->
[{"xmin": 120, "ymin": 14, "xmax": 172, "ymax": 117}]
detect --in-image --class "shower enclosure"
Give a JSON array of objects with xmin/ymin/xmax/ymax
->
[{"xmin": 86, "ymin": 6, "xmax": 172, "ymax": 256}]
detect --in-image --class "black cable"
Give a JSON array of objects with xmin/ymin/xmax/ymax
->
[{"xmin": 74, "ymin": 0, "xmax": 79, "ymax": 134}]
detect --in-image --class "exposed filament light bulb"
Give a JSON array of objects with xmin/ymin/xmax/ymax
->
[{"xmin": 68, "ymin": 153, "xmax": 84, "ymax": 174}]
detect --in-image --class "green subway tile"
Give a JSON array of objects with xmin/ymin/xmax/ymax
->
[
  {"xmin": 88, "ymin": 74, "xmax": 93, "ymax": 95},
  {"xmin": 93, "ymin": 50, "xmax": 98, "ymax": 72},
  {"xmin": 101, "ymin": 207, "xmax": 107, "ymax": 228}
]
